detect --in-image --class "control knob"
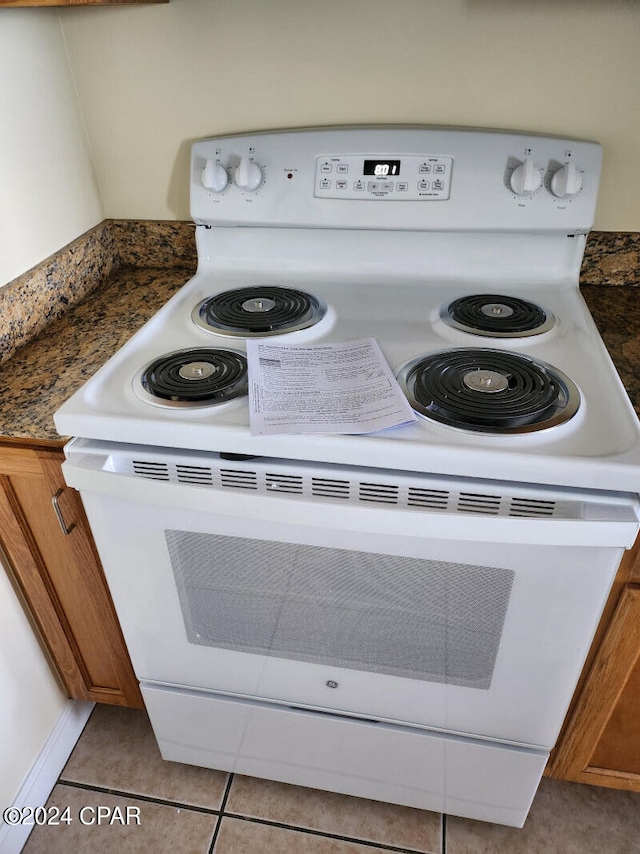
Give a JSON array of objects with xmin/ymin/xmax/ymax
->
[
  {"xmin": 235, "ymin": 156, "xmax": 263, "ymax": 192},
  {"xmin": 202, "ymin": 159, "xmax": 228, "ymax": 193},
  {"xmin": 550, "ymin": 162, "xmax": 583, "ymax": 198},
  {"xmin": 509, "ymin": 158, "xmax": 542, "ymax": 196}
]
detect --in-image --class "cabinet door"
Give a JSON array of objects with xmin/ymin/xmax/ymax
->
[
  {"xmin": 586, "ymin": 587, "xmax": 640, "ymax": 779},
  {"xmin": 548, "ymin": 537, "xmax": 640, "ymax": 790},
  {"xmin": 0, "ymin": 444, "xmax": 142, "ymax": 708}
]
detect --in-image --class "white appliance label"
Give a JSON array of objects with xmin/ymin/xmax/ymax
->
[{"xmin": 247, "ymin": 338, "xmax": 417, "ymax": 435}]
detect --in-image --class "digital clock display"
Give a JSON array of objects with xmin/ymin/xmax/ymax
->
[{"xmin": 363, "ymin": 159, "xmax": 401, "ymax": 177}]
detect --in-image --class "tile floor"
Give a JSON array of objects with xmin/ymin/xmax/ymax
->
[{"xmin": 22, "ymin": 704, "xmax": 640, "ymax": 854}]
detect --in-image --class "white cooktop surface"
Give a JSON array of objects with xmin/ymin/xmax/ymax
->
[{"xmin": 54, "ymin": 264, "xmax": 640, "ymax": 493}]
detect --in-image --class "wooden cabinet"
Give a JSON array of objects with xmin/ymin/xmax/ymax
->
[
  {"xmin": 548, "ymin": 537, "xmax": 640, "ymax": 791},
  {"xmin": 0, "ymin": 441, "xmax": 142, "ymax": 709}
]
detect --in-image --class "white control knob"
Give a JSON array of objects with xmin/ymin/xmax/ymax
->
[
  {"xmin": 235, "ymin": 156, "xmax": 263, "ymax": 192},
  {"xmin": 550, "ymin": 162, "xmax": 583, "ymax": 198},
  {"xmin": 509, "ymin": 158, "xmax": 542, "ymax": 196},
  {"xmin": 202, "ymin": 159, "xmax": 228, "ymax": 193}
]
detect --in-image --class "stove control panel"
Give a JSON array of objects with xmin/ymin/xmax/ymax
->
[
  {"xmin": 314, "ymin": 154, "xmax": 453, "ymax": 200},
  {"xmin": 191, "ymin": 127, "xmax": 602, "ymax": 232}
]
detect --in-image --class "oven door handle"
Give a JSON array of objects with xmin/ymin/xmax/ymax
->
[{"xmin": 61, "ymin": 456, "xmax": 640, "ymax": 550}]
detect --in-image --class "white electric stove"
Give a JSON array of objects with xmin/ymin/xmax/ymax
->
[{"xmin": 55, "ymin": 127, "xmax": 640, "ymax": 828}]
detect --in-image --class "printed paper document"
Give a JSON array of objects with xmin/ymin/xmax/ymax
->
[{"xmin": 247, "ymin": 338, "xmax": 417, "ymax": 435}]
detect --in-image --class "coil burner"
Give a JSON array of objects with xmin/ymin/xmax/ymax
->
[
  {"xmin": 397, "ymin": 348, "xmax": 580, "ymax": 433},
  {"xmin": 137, "ymin": 348, "xmax": 247, "ymax": 408},
  {"xmin": 192, "ymin": 286, "xmax": 327, "ymax": 337},
  {"xmin": 440, "ymin": 294, "xmax": 555, "ymax": 337}
]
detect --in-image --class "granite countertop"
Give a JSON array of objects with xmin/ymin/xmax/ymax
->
[
  {"xmin": 581, "ymin": 285, "xmax": 640, "ymax": 416},
  {"xmin": 0, "ymin": 220, "xmax": 196, "ymax": 446},
  {"xmin": 0, "ymin": 222, "xmax": 638, "ymax": 446},
  {"xmin": 0, "ymin": 264, "xmax": 189, "ymax": 444}
]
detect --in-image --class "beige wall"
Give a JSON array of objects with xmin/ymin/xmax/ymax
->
[
  {"xmin": 0, "ymin": 556, "xmax": 67, "ymax": 809},
  {"xmin": 0, "ymin": 9, "xmax": 97, "ymax": 806},
  {"xmin": 60, "ymin": 0, "xmax": 640, "ymax": 230},
  {"xmin": 0, "ymin": 11, "xmax": 103, "ymax": 288}
]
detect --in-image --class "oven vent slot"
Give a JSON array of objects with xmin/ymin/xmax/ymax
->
[
  {"xmin": 359, "ymin": 482, "xmax": 399, "ymax": 505},
  {"xmin": 176, "ymin": 465, "xmax": 214, "ymax": 486},
  {"xmin": 126, "ymin": 455, "xmax": 565, "ymax": 520},
  {"xmin": 220, "ymin": 468, "xmax": 258, "ymax": 490},
  {"xmin": 266, "ymin": 473, "xmax": 304, "ymax": 494},
  {"xmin": 311, "ymin": 477, "xmax": 350, "ymax": 499},
  {"xmin": 457, "ymin": 492, "xmax": 501, "ymax": 515},
  {"xmin": 407, "ymin": 487, "xmax": 449, "ymax": 510},
  {"xmin": 132, "ymin": 460, "xmax": 170, "ymax": 481},
  {"xmin": 509, "ymin": 498, "xmax": 556, "ymax": 517}
]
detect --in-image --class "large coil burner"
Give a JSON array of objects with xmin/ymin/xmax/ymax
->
[
  {"xmin": 397, "ymin": 348, "xmax": 580, "ymax": 433},
  {"xmin": 440, "ymin": 294, "xmax": 555, "ymax": 337},
  {"xmin": 192, "ymin": 286, "xmax": 327, "ymax": 337},
  {"xmin": 137, "ymin": 348, "xmax": 247, "ymax": 408}
]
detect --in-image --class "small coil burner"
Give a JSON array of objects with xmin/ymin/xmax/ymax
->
[
  {"xmin": 192, "ymin": 286, "xmax": 327, "ymax": 337},
  {"xmin": 137, "ymin": 348, "xmax": 247, "ymax": 408},
  {"xmin": 397, "ymin": 348, "xmax": 580, "ymax": 433},
  {"xmin": 440, "ymin": 294, "xmax": 554, "ymax": 337}
]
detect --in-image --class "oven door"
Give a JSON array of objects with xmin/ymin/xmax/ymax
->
[{"xmin": 63, "ymin": 440, "xmax": 638, "ymax": 750}]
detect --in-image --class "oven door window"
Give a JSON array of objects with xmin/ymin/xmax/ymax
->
[{"xmin": 165, "ymin": 529, "xmax": 514, "ymax": 690}]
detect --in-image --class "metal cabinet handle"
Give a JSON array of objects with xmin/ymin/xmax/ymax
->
[{"xmin": 52, "ymin": 489, "xmax": 75, "ymax": 536}]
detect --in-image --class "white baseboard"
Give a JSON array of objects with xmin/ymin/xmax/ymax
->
[{"xmin": 0, "ymin": 700, "xmax": 94, "ymax": 854}]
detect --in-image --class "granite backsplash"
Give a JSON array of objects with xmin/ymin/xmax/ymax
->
[
  {"xmin": 1, "ymin": 221, "xmax": 639, "ymax": 367},
  {"xmin": 579, "ymin": 232, "xmax": 640, "ymax": 286},
  {"xmin": 0, "ymin": 220, "xmax": 197, "ymax": 366}
]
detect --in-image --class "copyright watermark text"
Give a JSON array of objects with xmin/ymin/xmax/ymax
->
[{"xmin": 3, "ymin": 805, "xmax": 141, "ymax": 827}]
